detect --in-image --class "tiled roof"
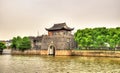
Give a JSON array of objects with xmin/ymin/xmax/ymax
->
[{"xmin": 45, "ymin": 23, "xmax": 74, "ymax": 31}]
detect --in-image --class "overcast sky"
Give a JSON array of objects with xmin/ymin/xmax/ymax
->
[{"xmin": 0, "ymin": 0, "xmax": 120, "ymax": 40}]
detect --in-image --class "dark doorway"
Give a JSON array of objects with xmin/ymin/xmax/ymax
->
[{"xmin": 48, "ymin": 45, "xmax": 55, "ymax": 55}]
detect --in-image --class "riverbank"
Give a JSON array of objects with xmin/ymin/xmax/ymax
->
[{"xmin": 11, "ymin": 49, "xmax": 120, "ymax": 57}]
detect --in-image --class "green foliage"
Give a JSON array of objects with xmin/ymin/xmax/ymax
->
[
  {"xmin": 74, "ymin": 27, "xmax": 120, "ymax": 50},
  {"xmin": 0, "ymin": 42, "xmax": 6, "ymax": 50},
  {"xmin": 11, "ymin": 36, "xmax": 22, "ymax": 49},
  {"xmin": 11, "ymin": 36, "xmax": 31, "ymax": 51},
  {"xmin": 19, "ymin": 37, "xmax": 31, "ymax": 51}
]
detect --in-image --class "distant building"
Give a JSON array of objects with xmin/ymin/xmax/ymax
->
[
  {"xmin": 29, "ymin": 23, "xmax": 77, "ymax": 55},
  {"xmin": 0, "ymin": 40, "xmax": 12, "ymax": 49}
]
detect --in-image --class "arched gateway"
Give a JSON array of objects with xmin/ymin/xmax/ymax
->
[{"xmin": 48, "ymin": 44, "xmax": 55, "ymax": 55}]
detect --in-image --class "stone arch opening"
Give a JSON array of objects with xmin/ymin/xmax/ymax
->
[{"xmin": 48, "ymin": 45, "xmax": 55, "ymax": 55}]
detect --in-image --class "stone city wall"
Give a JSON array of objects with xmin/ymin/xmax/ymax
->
[
  {"xmin": 11, "ymin": 49, "xmax": 120, "ymax": 57},
  {"xmin": 11, "ymin": 49, "xmax": 72, "ymax": 55},
  {"xmin": 71, "ymin": 50, "xmax": 120, "ymax": 57},
  {"xmin": 55, "ymin": 50, "xmax": 72, "ymax": 55}
]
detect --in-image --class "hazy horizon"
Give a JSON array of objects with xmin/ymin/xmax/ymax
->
[{"xmin": 0, "ymin": 0, "xmax": 120, "ymax": 40}]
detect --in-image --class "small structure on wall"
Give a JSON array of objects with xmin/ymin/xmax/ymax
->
[{"xmin": 29, "ymin": 23, "xmax": 77, "ymax": 55}]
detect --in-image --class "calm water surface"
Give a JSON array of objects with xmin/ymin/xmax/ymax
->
[{"xmin": 0, "ymin": 55, "xmax": 120, "ymax": 73}]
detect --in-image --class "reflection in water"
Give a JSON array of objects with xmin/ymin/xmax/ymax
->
[{"xmin": 0, "ymin": 55, "xmax": 120, "ymax": 73}]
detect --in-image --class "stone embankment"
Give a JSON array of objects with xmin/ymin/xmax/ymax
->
[
  {"xmin": 71, "ymin": 50, "xmax": 120, "ymax": 57},
  {"xmin": 12, "ymin": 49, "xmax": 120, "ymax": 57}
]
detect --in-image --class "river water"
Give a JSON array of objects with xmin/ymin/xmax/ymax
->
[{"xmin": 0, "ymin": 55, "xmax": 120, "ymax": 73}]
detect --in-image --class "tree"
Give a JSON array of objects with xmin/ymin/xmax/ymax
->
[
  {"xmin": 0, "ymin": 42, "xmax": 6, "ymax": 50},
  {"xmin": 11, "ymin": 36, "xmax": 31, "ymax": 51},
  {"xmin": 19, "ymin": 37, "xmax": 31, "ymax": 51},
  {"xmin": 74, "ymin": 27, "xmax": 120, "ymax": 50},
  {"xmin": 11, "ymin": 36, "xmax": 22, "ymax": 50}
]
